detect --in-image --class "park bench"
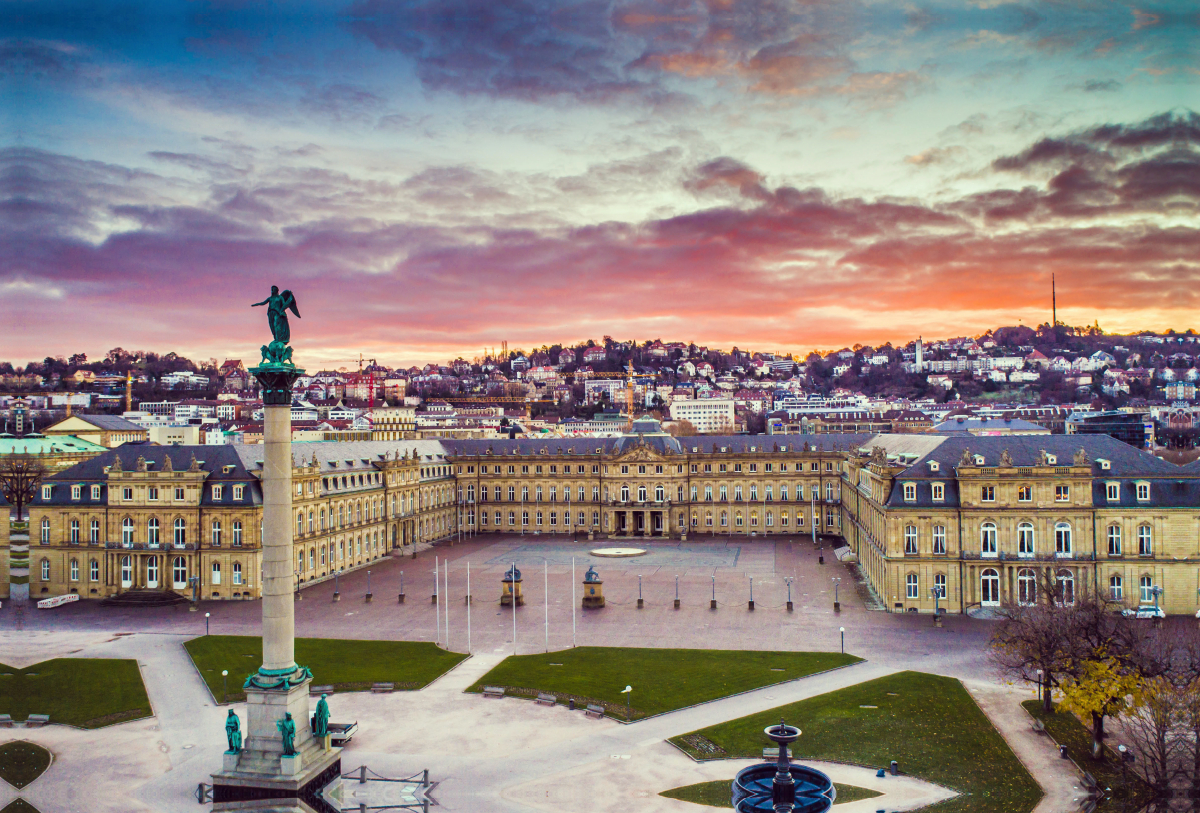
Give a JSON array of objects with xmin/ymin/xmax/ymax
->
[
  {"xmin": 1031, "ymin": 718, "xmax": 1046, "ymax": 734},
  {"xmin": 310, "ymin": 685, "xmax": 334, "ymax": 696},
  {"xmin": 25, "ymin": 714, "xmax": 49, "ymax": 728},
  {"xmin": 482, "ymin": 686, "xmax": 505, "ymax": 699},
  {"xmin": 763, "ymin": 747, "xmax": 791, "ymax": 760},
  {"xmin": 370, "ymin": 683, "xmax": 395, "ymax": 693},
  {"xmin": 535, "ymin": 693, "xmax": 556, "ymax": 707},
  {"xmin": 584, "ymin": 704, "xmax": 605, "ymax": 719},
  {"xmin": 0, "ymin": 714, "xmax": 11, "ymax": 728},
  {"xmin": 328, "ymin": 721, "xmax": 358, "ymax": 747}
]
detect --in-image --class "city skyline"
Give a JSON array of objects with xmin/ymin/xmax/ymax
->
[{"xmin": 4, "ymin": 1, "xmax": 1196, "ymax": 368}]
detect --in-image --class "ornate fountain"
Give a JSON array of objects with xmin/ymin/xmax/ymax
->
[{"xmin": 731, "ymin": 720, "xmax": 835, "ymax": 813}]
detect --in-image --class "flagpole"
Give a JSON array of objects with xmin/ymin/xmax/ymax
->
[
  {"xmin": 434, "ymin": 556, "xmax": 440, "ymax": 647},
  {"xmin": 466, "ymin": 561, "xmax": 472, "ymax": 653}
]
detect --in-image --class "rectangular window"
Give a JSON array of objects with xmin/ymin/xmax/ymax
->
[
  {"xmin": 932, "ymin": 526, "xmax": 946, "ymax": 555},
  {"xmin": 175, "ymin": 487, "xmax": 185, "ymax": 501},
  {"xmin": 212, "ymin": 485, "xmax": 223, "ymax": 500},
  {"xmin": 71, "ymin": 485, "xmax": 81, "ymax": 500},
  {"xmin": 903, "ymin": 483, "xmax": 916, "ymax": 502},
  {"xmin": 906, "ymin": 573, "xmax": 918, "ymax": 599},
  {"xmin": 1106, "ymin": 483, "xmax": 1119, "ymax": 501},
  {"xmin": 92, "ymin": 485, "xmax": 101, "ymax": 500},
  {"xmin": 904, "ymin": 526, "xmax": 918, "ymax": 554},
  {"xmin": 980, "ymin": 485, "xmax": 995, "ymax": 502},
  {"xmin": 1017, "ymin": 485, "xmax": 1032, "ymax": 502},
  {"xmin": 122, "ymin": 487, "xmax": 133, "ymax": 501},
  {"xmin": 1137, "ymin": 483, "xmax": 1150, "ymax": 501},
  {"xmin": 1055, "ymin": 485, "xmax": 1069, "ymax": 502},
  {"xmin": 931, "ymin": 483, "xmax": 944, "ymax": 502},
  {"xmin": 148, "ymin": 487, "xmax": 158, "ymax": 501},
  {"xmin": 233, "ymin": 485, "xmax": 244, "ymax": 500}
]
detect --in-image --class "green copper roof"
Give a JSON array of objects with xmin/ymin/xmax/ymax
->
[{"xmin": 0, "ymin": 435, "xmax": 109, "ymax": 455}]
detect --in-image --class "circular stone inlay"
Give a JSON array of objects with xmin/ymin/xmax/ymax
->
[{"xmin": 589, "ymin": 547, "xmax": 647, "ymax": 558}]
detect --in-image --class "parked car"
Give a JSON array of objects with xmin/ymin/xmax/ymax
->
[{"xmin": 1122, "ymin": 606, "xmax": 1165, "ymax": 619}]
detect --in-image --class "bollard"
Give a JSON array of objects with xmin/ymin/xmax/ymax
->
[
  {"xmin": 711, "ymin": 598, "xmax": 717, "ymax": 609},
  {"xmin": 398, "ymin": 592, "xmax": 405, "ymax": 603},
  {"xmin": 890, "ymin": 760, "xmax": 898, "ymax": 776},
  {"xmin": 431, "ymin": 593, "xmax": 438, "ymax": 604},
  {"xmin": 748, "ymin": 600, "xmax": 755, "ymax": 610},
  {"xmin": 637, "ymin": 598, "xmax": 644, "ymax": 609},
  {"xmin": 332, "ymin": 591, "xmax": 340, "ymax": 602},
  {"xmin": 1059, "ymin": 744, "xmax": 1068, "ymax": 759},
  {"xmin": 834, "ymin": 600, "xmax": 840, "ymax": 612},
  {"xmin": 787, "ymin": 600, "xmax": 794, "ymax": 611},
  {"xmin": 360, "ymin": 765, "xmax": 367, "ymax": 783},
  {"xmin": 674, "ymin": 598, "xmax": 681, "ymax": 609}
]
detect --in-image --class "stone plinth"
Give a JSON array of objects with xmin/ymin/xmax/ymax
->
[{"xmin": 501, "ymin": 578, "xmax": 524, "ymax": 606}]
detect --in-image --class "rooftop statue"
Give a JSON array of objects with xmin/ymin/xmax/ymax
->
[{"xmin": 252, "ymin": 286, "xmax": 301, "ymax": 366}]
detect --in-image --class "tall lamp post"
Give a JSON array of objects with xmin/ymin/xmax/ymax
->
[
  {"xmin": 831, "ymin": 577, "xmax": 842, "ymax": 612},
  {"xmin": 621, "ymin": 685, "xmax": 632, "ymax": 721},
  {"xmin": 931, "ymin": 584, "xmax": 945, "ymax": 627},
  {"xmin": 205, "ymin": 611, "xmax": 210, "ymax": 636},
  {"xmin": 838, "ymin": 626, "xmax": 845, "ymax": 655},
  {"xmin": 221, "ymin": 669, "xmax": 229, "ymax": 704}
]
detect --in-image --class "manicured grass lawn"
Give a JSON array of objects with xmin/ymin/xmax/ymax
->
[
  {"xmin": 0, "ymin": 742, "xmax": 52, "ymax": 789},
  {"xmin": 466, "ymin": 647, "xmax": 861, "ymax": 720},
  {"xmin": 659, "ymin": 779, "xmax": 880, "ymax": 807},
  {"xmin": 1022, "ymin": 701, "xmax": 1152, "ymax": 807},
  {"xmin": 185, "ymin": 636, "xmax": 468, "ymax": 703},
  {"xmin": 0, "ymin": 659, "xmax": 151, "ymax": 729},
  {"xmin": 671, "ymin": 671, "xmax": 1042, "ymax": 813}
]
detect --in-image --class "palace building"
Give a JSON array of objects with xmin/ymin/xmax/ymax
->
[{"xmin": 27, "ymin": 419, "xmax": 1200, "ymax": 615}]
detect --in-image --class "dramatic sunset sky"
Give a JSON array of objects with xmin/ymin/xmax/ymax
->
[{"xmin": 3, "ymin": 1, "xmax": 1196, "ymax": 368}]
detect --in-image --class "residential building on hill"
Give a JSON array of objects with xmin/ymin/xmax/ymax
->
[{"xmin": 41, "ymin": 414, "xmax": 149, "ymax": 447}]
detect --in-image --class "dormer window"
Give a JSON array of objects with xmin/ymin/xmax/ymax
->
[
  {"xmin": 1097, "ymin": 458, "xmax": 1111, "ymax": 471},
  {"xmin": 212, "ymin": 485, "xmax": 223, "ymax": 500},
  {"xmin": 932, "ymin": 483, "xmax": 944, "ymax": 501},
  {"xmin": 71, "ymin": 485, "xmax": 81, "ymax": 500},
  {"xmin": 1046, "ymin": 454, "xmax": 1057, "ymax": 465},
  {"xmin": 974, "ymin": 455, "xmax": 985, "ymax": 466},
  {"xmin": 42, "ymin": 485, "xmax": 52, "ymax": 500},
  {"xmin": 91, "ymin": 485, "xmax": 101, "ymax": 500},
  {"xmin": 928, "ymin": 461, "xmax": 940, "ymax": 472},
  {"xmin": 233, "ymin": 485, "xmax": 245, "ymax": 500},
  {"xmin": 902, "ymin": 483, "xmax": 916, "ymax": 502},
  {"xmin": 1106, "ymin": 482, "xmax": 1120, "ymax": 502},
  {"xmin": 1136, "ymin": 482, "xmax": 1150, "ymax": 501}
]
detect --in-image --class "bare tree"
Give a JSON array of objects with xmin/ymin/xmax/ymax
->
[
  {"xmin": 0, "ymin": 453, "xmax": 47, "ymax": 521},
  {"xmin": 1121, "ymin": 674, "xmax": 1178, "ymax": 793}
]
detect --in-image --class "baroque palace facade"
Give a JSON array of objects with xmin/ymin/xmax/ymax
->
[{"xmin": 28, "ymin": 418, "xmax": 1200, "ymax": 615}]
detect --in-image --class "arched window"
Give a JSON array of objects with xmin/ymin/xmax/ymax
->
[
  {"xmin": 905, "ymin": 573, "xmax": 918, "ymax": 599},
  {"xmin": 297, "ymin": 550, "xmax": 304, "ymax": 572},
  {"xmin": 339, "ymin": 505, "xmax": 345, "ymax": 527},
  {"xmin": 41, "ymin": 558, "xmax": 50, "ymax": 581},
  {"xmin": 339, "ymin": 540, "xmax": 345, "ymax": 559},
  {"xmin": 232, "ymin": 561, "xmax": 243, "ymax": 585},
  {"xmin": 172, "ymin": 556, "xmax": 187, "ymax": 588},
  {"xmin": 69, "ymin": 559, "xmax": 79, "ymax": 582},
  {"xmin": 1017, "ymin": 568, "xmax": 1037, "ymax": 605},
  {"xmin": 981, "ymin": 522, "xmax": 997, "ymax": 556},
  {"xmin": 297, "ymin": 513, "xmax": 304, "ymax": 535},
  {"xmin": 904, "ymin": 525, "xmax": 918, "ymax": 554},
  {"xmin": 41, "ymin": 518, "xmax": 50, "ymax": 543},
  {"xmin": 655, "ymin": 485, "xmax": 664, "ymax": 502},
  {"xmin": 1139, "ymin": 575, "xmax": 1154, "ymax": 603},
  {"xmin": 211, "ymin": 520, "xmax": 222, "ymax": 547},
  {"xmin": 1055, "ymin": 522, "xmax": 1072, "ymax": 556},
  {"xmin": 1109, "ymin": 574, "xmax": 1123, "ymax": 600},
  {"xmin": 620, "ymin": 485, "xmax": 630, "ymax": 502},
  {"xmin": 1138, "ymin": 525, "xmax": 1152, "ymax": 556},
  {"xmin": 638, "ymin": 485, "xmax": 647, "ymax": 502},
  {"xmin": 212, "ymin": 561, "xmax": 222, "ymax": 585},
  {"xmin": 934, "ymin": 573, "xmax": 947, "ymax": 601},
  {"xmin": 147, "ymin": 556, "xmax": 159, "ymax": 587},
  {"xmin": 320, "ymin": 546, "xmax": 327, "ymax": 566},
  {"xmin": 766, "ymin": 511, "xmax": 774, "ymax": 527},
  {"xmin": 356, "ymin": 502, "xmax": 362, "ymax": 523},
  {"xmin": 174, "ymin": 518, "xmax": 186, "ymax": 546},
  {"xmin": 70, "ymin": 519, "xmax": 80, "ymax": 543},
  {"xmin": 147, "ymin": 518, "xmax": 160, "ymax": 547},
  {"xmin": 720, "ymin": 511, "xmax": 728, "ymax": 527},
  {"xmin": 309, "ymin": 548, "xmax": 315, "ymax": 569},
  {"xmin": 1107, "ymin": 524, "xmax": 1122, "ymax": 556},
  {"xmin": 89, "ymin": 559, "xmax": 99, "ymax": 582},
  {"xmin": 1017, "ymin": 523, "xmax": 1034, "ymax": 556},
  {"xmin": 120, "ymin": 555, "xmax": 132, "ymax": 587},
  {"xmin": 1055, "ymin": 569, "xmax": 1075, "ymax": 604},
  {"xmin": 981, "ymin": 568, "xmax": 1000, "ymax": 606},
  {"xmin": 122, "ymin": 517, "xmax": 134, "ymax": 546}
]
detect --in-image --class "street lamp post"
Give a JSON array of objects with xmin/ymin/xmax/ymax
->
[
  {"xmin": 839, "ymin": 626, "xmax": 845, "ymax": 655},
  {"xmin": 748, "ymin": 576, "xmax": 754, "ymax": 611},
  {"xmin": 621, "ymin": 685, "xmax": 632, "ymax": 721},
  {"xmin": 1152, "ymin": 585, "xmax": 1164, "ymax": 627},
  {"xmin": 832, "ymin": 577, "xmax": 842, "ymax": 612},
  {"xmin": 931, "ymin": 585, "xmax": 945, "ymax": 627},
  {"xmin": 294, "ymin": 569, "xmax": 301, "ymax": 601},
  {"xmin": 1036, "ymin": 669, "xmax": 1044, "ymax": 709},
  {"xmin": 333, "ymin": 568, "xmax": 341, "ymax": 602},
  {"xmin": 674, "ymin": 575, "xmax": 680, "ymax": 610},
  {"xmin": 637, "ymin": 575, "xmax": 643, "ymax": 609},
  {"xmin": 711, "ymin": 575, "xmax": 717, "ymax": 610},
  {"xmin": 365, "ymin": 569, "xmax": 372, "ymax": 603},
  {"xmin": 221, "ymin": 669, "xmax": 228, "ymax": 704},
  {"xmin": 786, "ymin": 577, "xmax": 793, "ymax": 612},
  {"xmin": 204, "ymin": 612, "xmax": 210, "ymax": 636}
]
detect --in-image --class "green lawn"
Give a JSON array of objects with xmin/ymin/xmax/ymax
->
[
  {"xmin": 1022, "ymin": 701, "xmax": 1152, "ymax": 808},
  {"xmin": 184, "ymin": 636, "xmax": 469, "ymax": 703},
  {"xmin": 671, "ymin": 671, "xmax": 1042, "ymax": 813},
  {"xmin": 659, "ymin": 779, "xmax": 880, "ymax": 807},
  {"xmin": 0, "ymin": 742, "xmax": 52, "ymax": 789},
  {"xmin": 0, "ymin": 660, "xmax": 151, "ymax": 729},
  {"xmin": 466, "ymin": 647, "xmax": 861, "ymax": 720}
]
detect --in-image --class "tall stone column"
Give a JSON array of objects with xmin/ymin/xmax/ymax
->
[{"xmin": 213, "ymin": 322, "xmax": 340, "ymax": 809}]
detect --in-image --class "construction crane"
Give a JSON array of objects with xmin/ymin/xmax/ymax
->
[
  {"xmin": 573, "ymin": 361, "xmax": 662, "ymax": 427},
  {"xmin": 438, "ymin": 395, "xmax": 554, "ymax": 419}
]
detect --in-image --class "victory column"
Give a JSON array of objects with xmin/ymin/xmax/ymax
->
[{"xmin": 211, "ymin": 287, "xmax": 343, "ymax": 810}]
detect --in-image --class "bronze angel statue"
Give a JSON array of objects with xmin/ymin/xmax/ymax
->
[{"xmin": 252, "ymin": 286, "xmax": 301, "ymax": 365}]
